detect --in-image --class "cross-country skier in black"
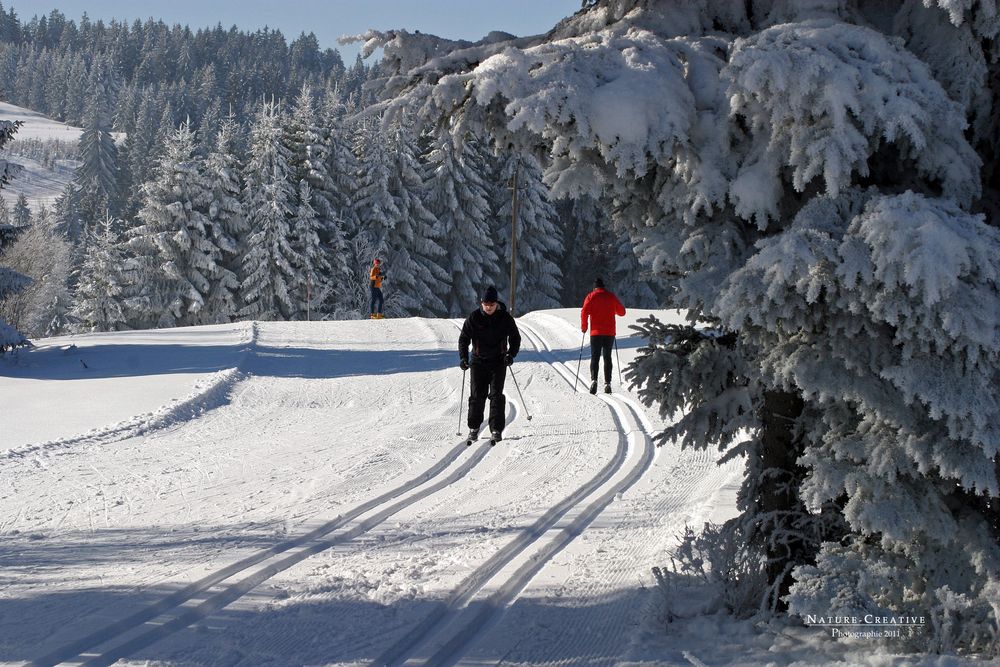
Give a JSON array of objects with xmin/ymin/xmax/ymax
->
[{"xmin": 458, "ymin": 285, "xmax": 521, "ymax": 445}]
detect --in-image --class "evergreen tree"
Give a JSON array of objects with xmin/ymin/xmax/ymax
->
[
  {"xmin": 320, "ymin": 85, "xmax": 362, "ymax": 315},
  {"xmin": 495, "ymin": 152, "xmax": 562, "ymax": 313},
  {"xmin": 380, "ymin": 119, "xmax": 448, "ymax": 316},
  {"xmin": 0, "ymin": 117, "xmax": 28, "ymax": 352},
  {"xmin": 74, "ymin": 56, "xmax": 120, "ymax": 223},
  {"xmin": 12, "ymin": 192, "xmax": 29, "ymax": 226},
  {"xmin": 424, "ymin": 127, "xmax": 497, "ymax": 316},
  {"xmin": 353, "ymin": 116, "xmax": 398, "ymax": 297},
  {"xmin": 71, "ymin": 213, "xmax": 127, "ymax": 332},
  {"xmin": 201, "ymin": 117, "xmax": 245, "ymax": 323},
  {"xmin": 286, "ymin": 84, "xmax": 351, "ymax": 316},
  {"xmin": 290, "ymin": 181, "xmax": 331, "ymax": 320},
  {"xmin": 0, "ymin": 196, "xmax": 9, "ymax": 226},
  {"xmin": 0, "ymin": 205, "xmax": 73, "ymax": 337},
  {"xmin": 122, "ymin": 121, "xmax": 217, "ymax": 328},
  {"xmin": 239, "ymin": 100, "xmax": 300, "ymax": 320}
]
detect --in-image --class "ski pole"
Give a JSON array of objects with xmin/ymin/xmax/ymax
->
[
  {"xmin": 457, "ymin": 368, "xmax": 466, "ymax": 435},
  {"xmin": 574, "ymin": 331, "xmax": 586, "ymax": 392},
  {"xmin": 509, "ymin": 366, "xmax": 533, "ymax": 420},
  {"xmin": 614, "ymin": 336, "xmax": 623, "ymax": 386}
]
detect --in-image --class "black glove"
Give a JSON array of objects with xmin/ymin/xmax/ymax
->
[
  {"xmin": 505, "ymin": 354, "xmax": 514, "ymax": 367},
  {"xmin": 460, "ymin": 359, "xmax": 469, "ymax": 371}
]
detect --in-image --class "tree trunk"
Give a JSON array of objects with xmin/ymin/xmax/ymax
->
[{"xmin": 758, "ymin": 389, "xmax": 806, "ymax": 607}]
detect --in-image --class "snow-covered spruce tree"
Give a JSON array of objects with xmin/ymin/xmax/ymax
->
[
  {"xmin": 286, "ymin": 84, "xmax": 352, "ymax": 317},
  {"xmin": 201, "ymin": 117, "xmax": 245, "ymax": 324},
  {"xmin": 12, "ymin": 192, "xmax": 29, "ymax": 227},
  {"xmin": 71, "ymin": 213, "xmax": 127, "ymax": 332},
  {"xmin": 0, "ymin": 116, "xmax": 28, "ymax": 351},
  {"xmin": 495, "ymin": 152, "xmax": 562, "ymax": 313},
  {"xmin": 370, "ymin": 1, "xmax": 1000, "ymax": 652},
  {"xmin": 74, "ymin": 60, "xmax": 121, "ymax": 223},
  {"xmin": 352, "ymin": 116, "xmax": 397, "ymax": 303},
  {"xmin": 239, "ymin": 100, "xmax": 301, "ymax": 321},
  {"xmin": 122, "ymin": 121, "xmax": 219, "ymax": 328},
  {"xmin": 290, "ymin": 181, "xmax": 332, "ymax": 320},
  {"xmin": 320, "ymin": 86, "xmax": 363, "ymax": 316},
  {"xmin": 386, "ymin": 119, "xmax": 449, "ymax": 316},
  {"xmin": 424, "ymin": 125, "xmax": 498, "ymax": 316},
  {"xmin": 14, "ymin": 207, "xmax": 74, "ymax": 337}
]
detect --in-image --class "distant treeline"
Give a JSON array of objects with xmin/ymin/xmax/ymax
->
[{"xmin": 0, "ymin": 2, "xmax": 379, "ymax": 128}]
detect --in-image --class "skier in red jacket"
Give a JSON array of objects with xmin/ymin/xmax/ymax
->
[{"xmin": 580, "ymin": 277, "xmax": 626, "ymax": 394}]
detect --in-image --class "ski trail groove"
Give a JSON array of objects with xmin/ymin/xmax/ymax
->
[
  {"xmin": 369, "ymin": 321, "xmax": 655, "ymax": 667},
  {"xmin": 420, "ymin": 395, "xmax": 655, "ymax": 667},
  {"xmin": 28, "ymin": 439, "xmax": 493, "ymax": 667},
  {"xmin": 30, "ymin": 321, "xmax": 517, "ymax": 667}
]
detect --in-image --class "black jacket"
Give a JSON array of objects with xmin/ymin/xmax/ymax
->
[{"xmin": 458, "ymin": 301, "xmax": 521, "ymax": 364}]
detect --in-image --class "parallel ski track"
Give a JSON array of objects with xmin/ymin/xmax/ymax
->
[
  {"xmin": 370, "ymin": 319, "xmax": 656, "ymax": 667},
  {"xmin": 27, "ymin": 320, "xmax": 512, "ymax": 667},
  {"xmin": 495, "ymin": 314, "xmax": 737, "ymax": 667},
  {"xmin": 28, "ymin": 440, "xmax": 496, "ymax": 666}
]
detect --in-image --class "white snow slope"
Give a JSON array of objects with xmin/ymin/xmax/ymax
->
[
  {"xmin": 0, "ymin": 101, "xmax": 80, "ymax": 212},
  {"xmin": 2, "ymin": 310, "xmax": 967, "ymax": 666}
]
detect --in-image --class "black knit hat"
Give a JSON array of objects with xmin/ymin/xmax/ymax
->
[
  {"xmin": 481, "ymin": 285, "xmax": 499, "ymax": 303},
  {"xmin": 595, "ymin": 277, "xmax": 605, "ymax": 288}
]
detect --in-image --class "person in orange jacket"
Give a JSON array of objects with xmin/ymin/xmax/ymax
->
[
  {"xmin": 369, "ymin": 258, "xmax": 385, "ymax": 319},
  {"xmin": 581, "ymin": 277, "xmax": 626, "ymax": 394}
]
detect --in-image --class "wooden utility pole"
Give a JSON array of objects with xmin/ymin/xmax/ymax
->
[{"xmin": 509, "ymin": 161, "xmax": 520, "ymax": 315}]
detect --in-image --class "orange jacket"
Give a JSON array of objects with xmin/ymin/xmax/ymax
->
[
  {"xmin": 581, "ymin": 288, "xmax": 625, "ymax": 336},
  {"xmin": 370, "ymin": 265, "xmax": 383, "ymax": 289}
]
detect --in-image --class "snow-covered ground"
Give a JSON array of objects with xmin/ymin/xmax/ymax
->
[
  {"xmin": 0, "ymin": 101, "xmax": 80, "ymax": 211},
  {"xmin": 0, "ymin": 311, "xmax": 981, "ymax": 666}
]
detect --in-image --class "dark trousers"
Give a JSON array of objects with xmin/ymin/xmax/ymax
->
[
  {"xmin": 369, "ymin": 286, "xmax": 384, "ymax": 314},
  {"xmin": 468, "ymin": 358, "xmax": 507, "ymax": 434},
  {"xmin": 590, "ymin": 335, "xmax": 614, "ymax": 384}
]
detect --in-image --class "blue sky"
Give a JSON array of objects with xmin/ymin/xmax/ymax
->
[{"xmin": 15, "ymin": 1, "xmax": 581, "ymax": 62}]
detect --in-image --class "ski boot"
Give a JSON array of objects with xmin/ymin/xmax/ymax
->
[
  {"xmin": 589, "ymin": 381, "xmax": 597, "ymax": 395},
  {"xmin": 466, "ymin": 428, "xmax": 479, "ymax": 446},
  {"xmin": 604, "ymin": 383, "xmax": 612, "ymax": 394},
  {"xmin": 490, "ymin": 431, "xmax": 502, "ymax": 446}
]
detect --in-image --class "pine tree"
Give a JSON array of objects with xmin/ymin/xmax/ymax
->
[
  {"xmin": 71, "ymin": 213, "xmax": 127, "ymax": 332},
  {"xmin": 495, "ymin": 152, "xmax": 562, "ymax": 313},
  {"xmin": 290, "ymin": 181, "xmax": 331, "ymax": 320},
  {"xmin": 381, "ymin": 119, "xmax": 448, "ymax": 316},
  {"xmin": 0, "ymin": 205, "xmax": 73, "ymax": 337},
  {"xmin": 0, "ymin": 117, "xmax": 28, "ymax": 352},
  {"xmin": 381, "ymin": 3, "xmax": 1000, "ymax": 654},
  {"xmin": 12, "ymin": 192, "xmax": 29, "ymax": 227},
  {"xmin": 122, "ymin": 121, "xmax": 217, "ymax": 328},
  {"xmin": 353, "ymin": 116, "xmax": 399, "ymax": 306},
  {"xmin": 424, "ymin": 127, "xmax": 497, "ymax": 316},
  {"xmin": 286, "ymin": 84, "xmax": 351, "ymax": 316},
  {"xmin": 74, "ymin": 58, "xmax": 120, "ymax": 223},
  {"xmin": 201, "ymin": 117, "xmax": 245, "ymax": 323},
  {"xmin": 239, "ymin": 100, "xmax": 301, "ymax": 320}
]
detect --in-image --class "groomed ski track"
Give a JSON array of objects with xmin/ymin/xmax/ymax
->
[{"xmin": 1, "ymin": 310, "xmax": 740, "ymax": 666}]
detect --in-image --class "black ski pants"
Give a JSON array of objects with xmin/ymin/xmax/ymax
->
[
  {"xmin": 468, "ymin": 358, "xmax": 507, "ymax": 434},
  {"xmin": 590, "ymin": 335, "xmax": 614, "ymax": 384}
]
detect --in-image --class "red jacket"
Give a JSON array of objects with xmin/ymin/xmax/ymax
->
[{"xmin": 581, "ymin": 288, "xmax": 626, "ymax": 336}]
